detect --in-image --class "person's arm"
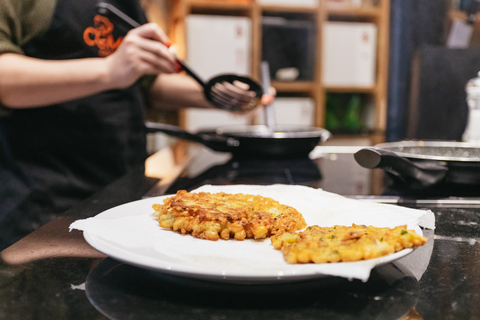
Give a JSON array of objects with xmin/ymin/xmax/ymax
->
[
  {"xmin": 0, "ymin": 23, "xmax": 176, "ymax": 109},
  {"xmin": 0, "ymin": 54, "xmax": 114, "ymax": 108},
  {"xmin": 149, "ymin": 72, "xmax": 276, "ymax": 111},
  {"xmin": 148, "ymin": 73, "xmax": 214, "ymax": 111}
]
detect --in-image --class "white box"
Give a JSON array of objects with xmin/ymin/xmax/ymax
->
[
  {"xmin": 185, "ymin": 14, "xmax": 252, "ymax": 131},
  {"xmin": 256, "ymin": 97, "xmax": 315, "ymax": 126},
  {"xmin": 322, "ymin": 22, "xmax": 377, "ymax": 87},
  {"xmin": 184, "ymin": 109, "xmax": 251, "ymax": 132},
  {"xmin": 186, "ymin": 14, "xmax": 251, "ymax": 80}
]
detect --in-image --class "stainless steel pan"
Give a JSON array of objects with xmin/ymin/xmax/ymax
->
[
  {"xmin": 354, "ymin": 140, "xmax": 480, "ymax": 191},
  {"xmin": 145, "ymin": 122, "xmax": 331, "ymax": 158}
]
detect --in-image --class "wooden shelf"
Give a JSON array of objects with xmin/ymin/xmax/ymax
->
[
  {"xmin": 168, "ymin": 0, "xmax": 390, "ymax": 143},
  {"xmin": 327, "ymin": 4, "xmax": 382, "ymax": 18},
  {"xmin": 188, "ymin": 2, "xmax": 251, "ymax": 10},
  {"xmin": 325, "ymin": 85, "xmax": 377, "ymax": 94},
  {"xmin": 260, "ymin": 5, "xmax": 319, "ymax": 13},
  {"xmin": 187, "ymin": 3, "xmax": 252, "ymax": 14},
  {"xmin": 271, "ymin": 81, "xmax": 317, "ymax": 92}
]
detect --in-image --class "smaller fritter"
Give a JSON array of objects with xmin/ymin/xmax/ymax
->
[
  {"xmin": 270, "ymin": 224, "xmax": 427, "ymax": 264},
  {"xmin": 152, "ymin": 190, "xmax": 307, "ymax": 241}
]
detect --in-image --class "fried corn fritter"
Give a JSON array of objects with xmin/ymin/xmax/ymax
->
[
  {"xmin": 270, "ymin": 224, "xmax": 427, "ymax": 264},
  {"xmin": 152, "ymin": 190, "xmax": 307, "ymax": 241}
]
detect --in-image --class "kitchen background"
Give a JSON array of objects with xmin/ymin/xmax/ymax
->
[{"xmin": 141, "ymin": 0, "xmax": 480, "ymax": 152}]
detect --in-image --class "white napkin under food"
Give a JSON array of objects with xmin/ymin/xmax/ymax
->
[{"xmin": 70, "ymin": 184, "xmax": 435, "ymax": 282}]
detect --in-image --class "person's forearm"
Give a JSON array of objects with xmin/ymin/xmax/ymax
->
[
  {"xmin": 149, "ymin": 73, "xmax": 214, "ymax": 111},
  {"xmin": 0, "ymin": 23, "xmax": 189, "ymax": 109},
  {"xmin": 151, "ymin": 73, "xmax": 276, "ymax": 112},
  {"xmin": 0, "ymin": 53, "xmax": 114, "ymax": 108}
]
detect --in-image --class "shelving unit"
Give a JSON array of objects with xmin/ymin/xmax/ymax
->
[{"xmin": 165, "ymin": 0, "xmax": 390, "ymax": 144}]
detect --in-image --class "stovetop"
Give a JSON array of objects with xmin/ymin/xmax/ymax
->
[
  {"xmin": 164, "ymin": 145, "xmax": 374, "ymax": 196},
  {"xmin": 146, "ymin": 143, "xmax": 480, "ymax": 216}
]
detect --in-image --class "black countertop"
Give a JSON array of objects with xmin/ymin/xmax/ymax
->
[{"xmin": 1, "ymin": 144, "xmax": 480, "ymax": 320}]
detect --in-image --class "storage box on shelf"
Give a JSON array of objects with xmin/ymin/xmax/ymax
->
[
  {"xmin": 183, "ymin": 14, "xmax": 253, "ymax": 131},
  {"xmin": 322, "ymin": 22, "xmax": 377, "ymax": 87},
  {"xmin": 165, "ymin": 0, "xmax": 389, "ymax": 144},
  {"xmin": 324, "ymin": 0, "xmax": 389, "ymax": 145}
]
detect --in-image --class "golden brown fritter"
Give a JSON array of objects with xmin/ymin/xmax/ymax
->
[
  {"xmin": 152, "ymin": 190, "xmax": 307, "ymax": 241},
  {"xmin": 270, "ymin": 224, "xmax": 427, "ymax": 264}
]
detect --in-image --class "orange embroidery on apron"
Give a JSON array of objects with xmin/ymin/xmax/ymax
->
[{"xmin": 83, "ymin": 15, "xmax": 123, "ymax": 57}]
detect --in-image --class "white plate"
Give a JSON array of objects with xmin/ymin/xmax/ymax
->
[{"xmin": 80, "ymin": 185, "xmax": 424, "ymax": 283}]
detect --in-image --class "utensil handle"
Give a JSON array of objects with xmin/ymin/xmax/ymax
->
[
  {"xmin": 354, "ymin": 147, "xmax": 448, "ymax": 190},
  {"xmin": 145, "ymin": 122, "xmax": 235, "ymax": 152},
  {"xmin": 96, "ymin": 2, "xmax": 206, "ymax": 88},
  {"xmin": 261, "ymin": 61, "xmax": 275, "ymax": 130},
  {"xmin": 96, "ymin": 2, "xmax": 140, "ymax": 28},
  {"xmin": 176, "ymin": 58, "xmax": 206, "ymax": 87}
]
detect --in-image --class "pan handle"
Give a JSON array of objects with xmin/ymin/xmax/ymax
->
[
  {"xmin": 145, "ymin": 122, "xmax": 238, "ymax": 153},
  {"xmin": 354, "ymin": 147, "xmax": 449, "ymax": 190}
]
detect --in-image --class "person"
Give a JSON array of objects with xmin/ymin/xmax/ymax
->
[{"xmin": 0, "ymin": 0, "xmax": 272, "ymax": 249}]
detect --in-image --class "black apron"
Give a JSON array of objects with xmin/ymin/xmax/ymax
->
[{"xmin": 0, "ymin": 0, "xmax": 149, "ymax": 247}]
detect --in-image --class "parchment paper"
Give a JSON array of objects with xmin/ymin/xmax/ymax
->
[{"xmin": 70, "ymin": 184, "xmax": 435, "ymax": 282}]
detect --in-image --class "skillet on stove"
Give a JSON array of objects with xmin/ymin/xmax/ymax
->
[
  {"xmin": 145, "ymin": 122, "xmax": 331, "ymax": 158},
  {"xmin": 354, "ymin": 140, "xmax": 480, "ymax": 191}
]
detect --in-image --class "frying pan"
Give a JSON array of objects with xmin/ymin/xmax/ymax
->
[
  {"xmin": 145, "ymin": 122, "xmax": 331, "ymax": 158},
  {"xmin": 354, "ymin": 140, "xmax": 480, "ymax": 191}
]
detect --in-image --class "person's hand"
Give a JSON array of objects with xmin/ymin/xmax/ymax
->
[
  {"xmin": 261, "ymin": 86, "xmax": 276, "ymax": 107},
  {"xmin": 207, "ymin": 80, "xmax": 276, "ymax": 113},
  {"xmin": 104, "ymin": 23, "xmax": 178, "ymax": 89},
  {"xmin": 224, "ymin": 85, "xmax": 276, "ymax": 119}
]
